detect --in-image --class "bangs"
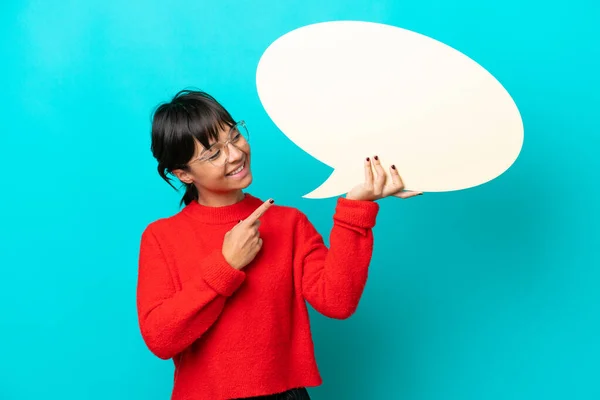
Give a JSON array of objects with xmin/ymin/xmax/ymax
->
[
  {"xmin": 173, "ymin": 100, "xmax": 235, "ymax": 150},
  {"xmin": 150, "ymin": 88, "xmax": 239, "ymax": 205},
  {"xmin": 152, "ymin": 89, "xmax": 237, "ymax": 168}
]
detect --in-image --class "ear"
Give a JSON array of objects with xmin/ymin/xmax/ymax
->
[{"xmin": 172, "ymin": 168, "xmax": 194, "ymax": 185}]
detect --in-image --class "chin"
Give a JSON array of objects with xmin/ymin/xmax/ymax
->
[
  {"xmin": 223, "ymin": 172, "xmax": 253, "ymax": 191},
  {"xmin": 240, "ymin": 173, "xmax": 253, "ymax": 189},
  {"xmin": 224, "ymin": 157, "xmax": 252, "ymax": 187}
]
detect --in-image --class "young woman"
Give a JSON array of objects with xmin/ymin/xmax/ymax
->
[{"xmin": 136, "ymin": 89, "xmax": 422, "ymax": 400}]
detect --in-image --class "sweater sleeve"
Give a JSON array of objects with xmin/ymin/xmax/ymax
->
[
  {"xmin": 136, "ymin": 225, "xmax": 246, "ymax": 360},
  {"xmin": 297, "ymin": 197, "xmax": 379, "ymax": 319}
]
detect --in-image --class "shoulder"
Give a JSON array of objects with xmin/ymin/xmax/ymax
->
[
  {"xmin": 243, "ymin": 193, "xmax": 303, "ymax": 220},
  {"xmin": 140, "ymin": 207, "xmax": 190, "ymax": 240},
  {"xmin": 260, "ymin": 199, "xmax": 306, "ymax": 222},
  {"xmin": 259, "ymin": 200, "xmax": 315, "ymax": 235},
  {"xmin": 270, "ymin": 203, "xmax": 305, "ymax": 218}
]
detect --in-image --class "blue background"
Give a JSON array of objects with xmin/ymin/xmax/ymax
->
[{"xmin": 1, "ymin": 1, "xmax": 599, "ymax": 399}]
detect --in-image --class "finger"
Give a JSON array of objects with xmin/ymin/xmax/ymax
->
[
  {"xmin": 393, "ymin": 191, "xmax": 423, "ymax": 199},
  {"xmin": 364, "ymin": 157, "xmax": 374, "ymax": 188},
  {"xmin": 372, "ymin": 155, "xmax": 386, "ymax": 194},
  {"xmin": 256, "ymin": 238, "xmax": 263, "ymax": 250},
  {"xmin": 229, "ymin": 219, "xmax": 244, "ymax": 232},
  {"xmin": 251, "ymin": 226, "xmax": 261, "ymax": 240},
  {"xmin": 383, "ymin": 165, "xmax": 406, "ymax": 197},
  {"xmin": 389, "ymin": 165, "xmax": 405, "ymax": 190},
  {"xmin": 244, "ymin": 199, "xmax": 274, "ymax": 225}
]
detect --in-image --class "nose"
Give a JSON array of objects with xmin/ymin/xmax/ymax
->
[{"xmin": 225, "ymin": 142, "xmax": 244, "ymax": 163}]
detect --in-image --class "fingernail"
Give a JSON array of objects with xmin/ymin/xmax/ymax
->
[
  {"xmin": 374, "ymin": 155, "xmax": 379, "ymax": 160},
  {"xmin": 391, "ymin": 165, "xmax": 396, "ymax": 169},
  {"xmin": 269, "ymin": 199, "xmax": 274, "ymax": 204},
  {"xmin": 366, "ymin": 157, "xmax": 370, "ymax": 162}
]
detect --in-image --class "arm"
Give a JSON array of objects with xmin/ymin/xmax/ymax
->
[
  {"xmin": 298, "ymin": 197, "xmax": 379, "ymax": 319},
  {"xmin": 299, "ymin": 156, "xmax": 421, "ymax": 318},
  {"xmin": 136, "ymin": 226, "xmax": 245, "ymax": 360}
]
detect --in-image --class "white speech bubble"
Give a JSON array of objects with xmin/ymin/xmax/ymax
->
[{"xmin": 256, "ymin": 21, "xmax": 524, "ymax": 198}]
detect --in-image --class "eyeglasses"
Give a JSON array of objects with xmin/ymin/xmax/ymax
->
[{"xmin": 190, "ymin": 120, "xmax": 250, "ymax": 167}]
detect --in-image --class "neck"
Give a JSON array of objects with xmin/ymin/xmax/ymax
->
[{"xmin": 196, "ymin": 188, "xmax": 245, "ymax": 207}]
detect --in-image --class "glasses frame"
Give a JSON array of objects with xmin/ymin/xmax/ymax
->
[{"xmin": 189, "ymin": 120, "xmax": 249, "ymax": 167}]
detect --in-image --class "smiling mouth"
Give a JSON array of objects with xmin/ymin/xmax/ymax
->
[{"xmin": 226, "ymin": 160, "xmax": 246, "ymax": 176}]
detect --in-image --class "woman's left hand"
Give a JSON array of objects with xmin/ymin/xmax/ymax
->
[{"xmin": 346, "ymin": 156, "xmax": 423, "ymax": 201}]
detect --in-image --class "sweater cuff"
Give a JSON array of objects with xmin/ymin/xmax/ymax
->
[
  {"xmin": 197, "ymin": 251, "xmax": 246, "ymax": 297},
  {"xmin": 333, "ymin": 197, "xmax": 380, "ymax": 229}
]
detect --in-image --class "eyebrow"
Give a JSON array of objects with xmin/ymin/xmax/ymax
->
[
  {"xmin": 198, "ymin": 146, "xmax": 214, "ymax": 158},
  {"xmin": 201, "ymin": 125, "xmax": 236, "ymax": 153},
  {"xmin": 198, "ymin": 136, "xmax": 222, "ymax": 157}
]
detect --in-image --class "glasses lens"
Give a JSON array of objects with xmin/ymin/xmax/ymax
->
[
  {"xmin": 204, "ymin": 144, "xmax": 226, "ymax": 166},
  {"xmin": 233, "ymin": 121, "xmax": 249, "ymax": 142},
  {"xmin": 206, "ymin": 121, "xmax": 249, "ymax": 166}
]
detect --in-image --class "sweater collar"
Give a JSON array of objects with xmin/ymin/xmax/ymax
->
[{"xmin": 181, "ymin": 193, "xmax": 264, "ymax": 224}]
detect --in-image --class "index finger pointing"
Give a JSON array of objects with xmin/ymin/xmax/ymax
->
[{"xmin": 244, "ymin": 199, "xmax": 274, "ymax": 225}]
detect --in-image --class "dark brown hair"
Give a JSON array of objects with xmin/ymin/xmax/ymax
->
[{"xmin": 150, "ymin": 89, "xmax": 236, "ymax": 206}]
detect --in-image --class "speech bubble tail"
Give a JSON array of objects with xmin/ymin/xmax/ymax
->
[{"xmin": 303, "ymin": 169, "xmax": 354, "ymax": 199}]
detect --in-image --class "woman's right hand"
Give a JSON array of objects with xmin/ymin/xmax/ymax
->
[{"xmin": 222, "ymin": 199, "xmax": 274, "ymax": 270}]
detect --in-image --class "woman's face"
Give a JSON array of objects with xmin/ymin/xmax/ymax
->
[{"xmin": 175, "ymin": 122, "xmax": 253, "ymax": 195}]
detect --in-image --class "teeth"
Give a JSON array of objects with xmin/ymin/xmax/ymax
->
[{"xmin": 228, "ymin": 165, "xmax": 244, "ymax": 176}]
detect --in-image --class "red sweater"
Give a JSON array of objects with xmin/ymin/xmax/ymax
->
[{"xmin": 136, "ymin": 193, "xmax": 379, "ymax": 399}]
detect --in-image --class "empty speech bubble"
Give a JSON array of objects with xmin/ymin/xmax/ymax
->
[{"xmin": 256, "ymin": 21, "xmax": 524, "ymax": 198}]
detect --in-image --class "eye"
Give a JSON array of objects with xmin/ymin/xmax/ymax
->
[
  {"xmin": 231, "ymin": 130, "xmax": 241, "ymax": 142},
  {"xmin": 208, "ymin": 150, "xmax": 221, "ymax": 160}
]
